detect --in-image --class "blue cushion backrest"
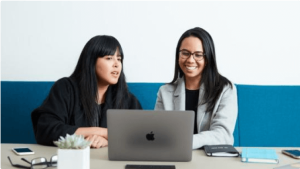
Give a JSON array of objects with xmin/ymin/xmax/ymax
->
[
  {"xmin": 1, "ymin": 81, "xmax": 54, "ymax": 143},
  {"xmin": 6, "ymin": 81, "xmax": 300, "ymax": 147},
  {"xmin": 127, "ymin": 83, "xmax": 163, "ymax": 110},
  {"xmin": 236, "ymin": 85, "xmax": 300, "ymax": 147}
]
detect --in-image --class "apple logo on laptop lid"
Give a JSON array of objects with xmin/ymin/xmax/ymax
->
[{"xmin": 146, "ymin": 131, "xmax": 155, "ymax": 141}]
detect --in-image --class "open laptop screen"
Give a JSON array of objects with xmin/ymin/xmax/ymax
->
[{"xmin": 107, "ymin": 109, "xmax": 194, "ymax": 162}]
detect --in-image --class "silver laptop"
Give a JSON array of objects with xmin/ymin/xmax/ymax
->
[{"xmin": 107, "ymin": 109, "xmax": 194, "ymax": 162}]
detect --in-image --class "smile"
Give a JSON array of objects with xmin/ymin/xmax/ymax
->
[
  {"xmin": 186, "ymin": 66, "xmax": 197, "ymax": 70},
  {"xmin": 111, "ymin": 72, "xmax": 119, "ymax": 75}
]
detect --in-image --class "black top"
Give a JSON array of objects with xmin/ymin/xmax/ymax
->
[
  {"xmin": 185, "ymin": 89, "xmax": 199, "ymax": 134},
  {"xmin": 98, "ymin": 103, "xmax": 107, "ymax": 128},
  {"xmin": 31, "ymin": 77, "xmax": 142, "ymax": 146}
]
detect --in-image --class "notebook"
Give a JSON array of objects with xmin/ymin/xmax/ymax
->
[
  {"xmin": 203, "ymin": 145, "xmax": 239, "ymax": 157},
  {"xmin": 241, "ymin": 148, "xmax": 279, "ymax": 164},
  {"xmin": 107, "ymin": 109, "xmax": 194, "ymax": 162}
]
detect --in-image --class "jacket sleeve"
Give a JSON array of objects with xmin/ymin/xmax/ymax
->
[
  {"xmin": 31, "ymin": 78, "xmax": 79, "ymax": 146},
  {"xmin": 193, "ymin": 85, "xmax": 238, "ymax": 149},
  {"xmin": 154, "ymin": 86, "xmax": 165, "ymax": 110}
]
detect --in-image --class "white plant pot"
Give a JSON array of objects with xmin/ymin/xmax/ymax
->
[{"xmin": 57, "ymin": 147, "xmax": 90, "ymax": 169}]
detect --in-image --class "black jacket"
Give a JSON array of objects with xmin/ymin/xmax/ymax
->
[{"xmin": 31, "ymin": 77, "xmax": 142, "ymax": 146}]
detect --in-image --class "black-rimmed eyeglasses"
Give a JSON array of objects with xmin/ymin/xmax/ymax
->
[
  {"xmin": 8, "ymin": 155, "xmax": 57, "ymax": 169},
  {"xmin": 179, "ymin": 50, "xmax": 205, "ymax": 61}
]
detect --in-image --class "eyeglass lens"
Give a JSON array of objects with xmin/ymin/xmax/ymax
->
[
  {"xmin": 180, "ymin": 51, "xmax": 204, "ymax": 61},
  {"xmin": 31, "ymin": 157, "xmax": 47, "ymax": 169},
  {"xmin": 31, "ymin": 155, "xmax": 57, "ymax": 169},
  {"xmin": 50, "ymin": 155, "xmax": 57, "ymax": 167}
]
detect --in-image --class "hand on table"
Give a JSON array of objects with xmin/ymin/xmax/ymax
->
[{"xmin": 85, "ymin": 135, "xmax": 108, "ymax": 149}]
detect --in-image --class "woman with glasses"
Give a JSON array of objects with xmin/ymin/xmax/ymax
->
[
  {"xmin": 155, "ymin": 27, "xmax": 237, "ymax": 149},
  {"xmin": 31, "ymin": 35, "xmax": 142, "ymax": 149}
]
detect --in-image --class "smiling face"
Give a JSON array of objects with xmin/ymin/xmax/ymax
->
[
  {"xmin": 95, "ymin": 49, "xmax": 122, "ymax": 87},
  {"xmin": 179, "ymin": 36, "xmax": 206, "ymax": 83}
]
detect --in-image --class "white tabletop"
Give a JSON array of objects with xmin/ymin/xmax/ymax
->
[{"xmin": 1, "ymin": 144, "xmax": 299, "ymax": 169}]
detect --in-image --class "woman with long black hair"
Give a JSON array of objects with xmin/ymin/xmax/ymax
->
[
  {"xmin": 32, "ymin": 35, "xmax": 142, "ymax": 148},
  {"xmin": 155, "ymin": 27, "xmax": 238, "ymax": 149}
]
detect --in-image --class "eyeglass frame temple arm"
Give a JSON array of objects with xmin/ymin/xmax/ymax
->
[
  {"xmin": 21, "ymin": 158, "xmax": 31, "ymax": 164},
  {"xmin": 7, "ymin": 156, "xmax": 31, "ymax": 169}
]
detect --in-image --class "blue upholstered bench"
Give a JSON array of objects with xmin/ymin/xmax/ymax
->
[{"xmin": 1, "ymin": 82, "xmax": 300, "ymax": 147}]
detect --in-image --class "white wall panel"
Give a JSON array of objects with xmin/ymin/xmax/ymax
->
[{"xmin": 2, "ymin": 1, "xmax": 300, "ymax": 84}]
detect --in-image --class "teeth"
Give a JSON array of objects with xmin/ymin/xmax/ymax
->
[{"xmin": 186, "ymin": 66, "xmax": 197, "ymax": 70}]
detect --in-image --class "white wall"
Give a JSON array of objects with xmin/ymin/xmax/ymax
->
[{"xmin": 1, "ymin": 1, "xmax": 300, "ymax": 84}]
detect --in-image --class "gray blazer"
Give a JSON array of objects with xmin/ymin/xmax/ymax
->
[{"xmin": 155, "ymin": 77, "xmax": 238, "ymax": 149}]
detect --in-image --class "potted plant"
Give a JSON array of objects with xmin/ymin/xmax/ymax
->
[{"xmin": 54, "ymin": 134, "xmax": 91, "ymax": 169}]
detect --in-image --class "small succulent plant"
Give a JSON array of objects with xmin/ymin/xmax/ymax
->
[{"xmin": 53, "ymin": 134, "xmax": 91, "ymax": 149}]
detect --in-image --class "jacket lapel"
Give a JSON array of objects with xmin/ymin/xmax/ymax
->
[
  {"xmin": 174, "ymin": 77, "xmax": 186, "ymax": 111},
  {"xmin": 173, "ymin": 77, "xmax": 207, "ymax": 131}
]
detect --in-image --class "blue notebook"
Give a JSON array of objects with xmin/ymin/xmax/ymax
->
[{"xmin": 241, "ymin": 148, "xmax": 279, "ymax": 164}]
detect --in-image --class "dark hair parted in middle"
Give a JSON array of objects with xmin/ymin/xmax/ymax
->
[
  {"xmin": 171, "ymin": 27, "xmax": 233, "ymax": 113},
  {"xmin": 70, "ymin": 35, "xmax": 130, "ymax": 126}
]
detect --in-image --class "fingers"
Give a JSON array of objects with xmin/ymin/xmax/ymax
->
[
  {"xmin": 96, "ymin": 137, "xmax": 108, "ymax": 149},
  {"xmin": 93, "ymin": 136, "xmax": 108, "ymax": 149},
  {"xmin": 85, "ymin": 135, "xmax": 96, "ymax": 146},
  {"xmin": 85, "ymin": 135, "xmax": 108, "ymax": 149}
]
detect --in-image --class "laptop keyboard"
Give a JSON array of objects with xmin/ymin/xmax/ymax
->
[{"xmin": 125, "ymin": 164, "xmax": 176, "ymax": 169}]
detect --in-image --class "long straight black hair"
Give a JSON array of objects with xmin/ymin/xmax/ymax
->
[
  {"xmin": 70, "ymin": 35, "xmax": 130, "ymax": 126},
  {"xmin": 171, "ymin": 27, "xmax": 233, "ymax": 113}
]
